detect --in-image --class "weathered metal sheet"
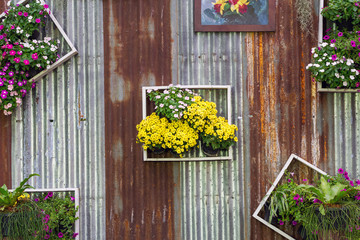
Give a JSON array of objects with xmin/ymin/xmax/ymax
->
[
  {"xmin": 103, "ymin": 0, "xmax": 175, "ymax": 239},
  {"xmin": 11, "ymin": 0, "xmax": 105, "ymax": 239},
  {"xmin": 246, "ymin": 1, "xmax": 322, "ymax": 239}
]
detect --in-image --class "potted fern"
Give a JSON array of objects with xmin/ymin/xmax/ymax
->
[{"xmin": 268, "ymin": 169, "xmax": 360, "ymax": 239}]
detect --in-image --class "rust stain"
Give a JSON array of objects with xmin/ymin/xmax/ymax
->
[
  {"xmin": 104, "ymin": 0, "xmax": 174, "ymax": 239},
  {"xmin": 247, "ymin": 0, "xmax": 319, "ymax": 239},
  {"xmin": 0, "ymin": 0, "xmax": 11, "ymax": 188}
]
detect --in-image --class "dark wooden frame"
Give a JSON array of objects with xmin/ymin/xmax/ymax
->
[{"xmin": 194, "ymin": 0, "xmax": 275, "ymax": 32}]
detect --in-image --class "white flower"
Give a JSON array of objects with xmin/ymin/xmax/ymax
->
[
  {"xmin": 155, "ymin": 95, "xmax": 161, "ymax": 99},
  {"xmin": 311, "ymin": 48, "xmax": 316, "ymax": 54},
  {"xmin": 30, "ymin": 46, "xmax": 35, "ymax": 50},
  {"xmin": 326, "ymin": 62, "xmax": 330, "ymax": 66},
  {"xmin": 321, "ymin": 42, "xmax": 329, "ymax": 47},
  {"xmin": 174, "ymin": 114, "xmax": 179, "ymax": 118},
  {"xmin": 356, "ymin": 71, "xmax": 360, "ymax": 76},
  {"xmin": 36, "ymin": 64, "xmax": 41, "ymax": 68},
  {"xmin": 47, "ymin": 61, "xmax": 50, "ymax": 64},
  {"xmin": 319, "ymin": 69, "xmax": 325, "ymax": 72},
  {"xmin": 43, "ymin": 56, "xmax": 48, "ymax": 60},
  {"xmin": 26, "ymin": 4, "xmax": 30, "ymax": 8},
  {"xmin": 335, "ymin": 73, "xmax": 340, "ymax": 78},
  {"xmin": 341, "ymin": 75, "xmax": 345, "ymax": 79},
  {"xmin": 28, "ymin": 16, "xmax": 33, "ymax": 20},
  {"xmin": 50, "ymin": 48, "xmax": 56, "ymax": 52},
  {"xmin": 351, "ymin": 69, "xmax": 356, "ymax": 72},
  {"xmin": 146, "ymin": 89, "xmax": 152, "ymax": 93},
  {"xmin": 343, "ymin": 81, "xmax": 348, "ymax": 87},
  {"xmin": 33, "ymin": 40, "xmax": 38, "ymax": 43},
  {"xmin": 159, "ymin": 103, "xmax": 164, "ymax": 108},
  {"xmin": 350, "ymin": 75, "xmax": 355, "ymax": 80},
  {"xmin": 169, "ymin": 105, "xmax": 174, "ymax": 109},
  {"xmin": 318, "ymin": 59, "xmax": 322, "ymax": 62},
  {"xmin": 177, "ymin": 93, "xmax": 182, "ymax": 98},
  {"xmin": 314, "ymin": 54, "xmax": 318, "ymax": 58},
  {"xmin": 330, "ymin": 43, "xmax": 335, "ymax": 48},
  {"xmin": 323, "ymin": 53, "xmax": 328, "ymax": 57},
  {"xmin": 25, "ymin": 34, "xmax": 30, "ymax": 38},
  {"xmin": 47, "ymin": 65, "xmax": 51, "ymax": 69},
  {"xmin": 314, "ymin": 64, "xmax": 320, "ymax": 67},
  {"xmin": 163, "ymin": 90, "xmax": 169, "ymax": 94},
  {"xmin": 164, "ymin": 96, "xmax": 169, "ymax": 100},
  {"xmin": 184, "ymin": 96, "xmax": 189, "ymax": 100},
  {"xmin": 41, "ymin": 45, "xmax": 45, "ymax": 49}
]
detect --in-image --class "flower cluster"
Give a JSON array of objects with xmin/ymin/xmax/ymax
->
[
  {"xmin": 268, "ymin": 169, "xmax": 360, "ymax": 239},
  {"xmin": 0, "ymin": 1, "xmax": 58, "ymax": 115},
  {"xmin": 212, "ymin": 0, "xmax": 252, "ymax": 15},
  {"xmin": 136, "ymin": 113, "xmax": 199, "ymax": 157},
  {"xmin": 34, "ymin": 192, "xmax": 79, "ymax": 240},
  {"xmin": 306, "ymin": 29, "xmax": 360, "ymax": 89},
  {"xmin": 147, "ymin": 85, "xmax": 196, "ymax": 121},
  {"xmin": 183, "ymin": 96, "xmax": 218, "ymax": 132},
  {"xmin": 137, "ymin": 85, "xmax": 238, "ymax": 157},
  {"xmin": 136, "ymin": 113, "xmax": 169, "ymax": 151}
]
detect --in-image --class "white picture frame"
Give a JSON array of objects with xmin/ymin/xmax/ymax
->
[
  {"xmin": 252, "ymin": 154, "xmax": 327, "ymax": 240},
  {"xmin": 142, "ymin": 85, "xmax": 233, "ymax": 161},
  {"xmin": 0, "ymin": 0, "xmax": 78, "ymax": 83}
]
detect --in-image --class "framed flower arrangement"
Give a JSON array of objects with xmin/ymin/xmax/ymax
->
[{"xmin": 194, "ymin": 0, "xmax": 275, "ymax": 32}]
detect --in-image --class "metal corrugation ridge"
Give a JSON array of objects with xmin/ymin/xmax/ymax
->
[
  {"xmin": 11, "ymin": 0, "xmax": 105, "ymax": 239},
  {"xmin": 174, "ymin": 0, "xmax": 247, "ymax": 239}
]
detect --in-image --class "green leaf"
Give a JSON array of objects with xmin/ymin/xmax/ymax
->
[{"xmin": 319, "ymin": 204, "xmax": 325, "ymax": 215}]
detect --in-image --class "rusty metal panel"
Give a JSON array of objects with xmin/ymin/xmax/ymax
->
[
  {"xmin": 103, "ymin": 0, "xmax": 175, "ymax": 239},
  {"xmin": 246, "ymin": 1, "xmax": 322, "ymax": 240},
  {"xmin": 11, "ymin": 0, "xmax": 105, "ymax": 239}
]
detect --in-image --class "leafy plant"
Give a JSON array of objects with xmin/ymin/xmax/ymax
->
[
  {"xmin": 0, "ymin": 0, "xmax": 58, "ymax": 115},
  {"xmin": 147, "ymin": 85, "xmax": 196, "ymax": 121},
  {"xmin": 321, "ymin": 0, "xmax": 360, "ymax": 27},
  {"xmin": 268, "ymin": 169, "xmax": 360, "ymax": 239},
  {"xmin": 0, "ymin": 173, "xmax": 39, "ymax": 211},
  {"xmin": 306, "ymin": 30, "xmax": 360, "ymax": 89},
  {"xmin": 34, "ymin": 192, "xmax": 79, "ymax": 239}
]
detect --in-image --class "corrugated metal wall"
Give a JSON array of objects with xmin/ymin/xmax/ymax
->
[
  {"xmin": 175, "ymin": 0, "xmax": 248, "ymax": 238},
  {"xmin": 11, "ymin": 0, "xmax": 105, "ymax": 239}
]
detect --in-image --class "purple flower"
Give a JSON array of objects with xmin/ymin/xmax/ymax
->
[
  {"xmin": 323, "ymin": 35, "xmax": 330, "ymax": 40},
  {"xmin": 35, "ymin": 18, "xmax": 41, "ymax": 23},
  {"xmin": 287, "ymin": 179, "xmax": 291, "ymax": 183},
  {"xmin": 293, "ymin": 194, "xmax": 300, "ymax": 201},
  {"xmin": 357, "ymin": 180, "xmax": 360, "ymax": 185},
  {"xmin": 341, "ymin": 188, "xmax": 347, "ymax": 191},
  {"xmin": 292, "ymin": 221, "xmax": 297, "ymax": 226},
  {"xmin": 23, "ymin": 12, "xmax": 28, "ymax": 17},
  {"xmin": 34, "ymin": 198, "xmax": 39, "ymax": 202},
  {"xmin": 352, "ymin": 41, "xmax": 357, "ymax": 47},
  {"xmin": 17, "ymin": 12, "xmax": 22, "ymax": 16},
  {"xmin": 338, "ymin": 168, "xmax": 344, "ymax": 174},
  {"xmin": 71, "ymin": 196, "xmax": 75, "ymax": 201},
  {"xmin": 279, "ymin": 220, "xmax": 284, "ymax": 225},
  {"xmin": 303, "ymin": 179, "xmax": 308, "ymax": 182},
  {"xmin": 313, "ymin": 198, "xmax": 322, "ymax": 204},
  {"xmin": 332, "ymin": 54, "xmax": 337, "ymax": 61},
  {"xmin": 350, "ymin": 181, "xmax": 354, "ymax": 186},
  {"xmin": 42, "ymin": 216, "xmax": 49, "ymax": 224},
  {"xmin": 58, "ymin": 232, "xmax": 63, "ymax": 238},
  {"xmin": 338, "ymin": 32, "xmax": 343, "ymax": 37},
  {"xmin": 47, "ymin": 192, "xmax": 53, "ymax": 198},
  {"xmin": 344, "ymin": 171, "xmax": 348, "ymax": 176},
  {"xmin": 44, "ymin": 234, "xmax": 50, "ymax": 239},
  {"xmin": 331, "ymin": 39, "xmax": 336, "ymax": 43},
  {"xmin": 72, "ymin": 233, "xmax": 79, "ymax": 238}
]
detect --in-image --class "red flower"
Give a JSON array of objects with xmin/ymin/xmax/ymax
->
[
  {"xmin": 214, "ymin": 4, "xmax": 222, "ymax": 13},
  {"xmin": 238, "ymin": 4, "xmax": 248, "ymax": 14}
]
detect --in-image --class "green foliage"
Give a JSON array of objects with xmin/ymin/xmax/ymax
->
[
  {"xmin": 321, "ymin": 0, "xmax": 360, "ymax": 26},
  {"xmin": 34, "ymin": 192, "xmax": 79, "ymax": 239},
  {"xmin": 267, "ymin": 170, "xmax": 360, "ymax": 239},
  {"xmin": 0, "ymin": 173, "xmax": 39, "ymax": 211},
  {"xmin": 147, "ymin": 85, "xmax": 196, "ymax": 121}
]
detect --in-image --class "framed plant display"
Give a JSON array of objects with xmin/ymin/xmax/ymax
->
[
  {"xmin": 253, "ymin": 154, "xmax": 360, "ymax": 239},
  {"xmin": 194, "ymin": 0, "xmax": 275, "ymax": 32},
  {"xmin": 0, "ymin": 0, "xmax": 77, "ymax": 115},
  {"xmin": 138, "ymin": 85, "xmax": 237, "ymax": 161},
  {"xmin": 309, "ymin": 0, "xmax": 360, "ymax": 92}
]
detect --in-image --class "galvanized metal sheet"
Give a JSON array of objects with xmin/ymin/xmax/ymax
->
[{"xmin": 11, "ymin": 0, "xmax": 105, "ymax": 239}]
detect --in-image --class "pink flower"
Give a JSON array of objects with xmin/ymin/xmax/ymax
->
[
  {"xmin": 72, "ymin": 233, "xmax": 79, "ymax": 238},
  {"xmin": 44, "ymin": 4, "xmax": 49, "ymax": 8},
  {"xmin": 23, "ymin": 59, "xmax": 29, "ymax": 65},
  {"xmin": 23, "ymin": 12, "xmax": 28, "ymax": 17},
  {"xmin": 9, "ymin": 50, "xmax": 16, "ymax": 56},
  {"xmin": 35, "ymin": 18, "xmax": 41, "ymax": 23},
  {"xmin": 18, "ymin": 12, "xmax": 22, "ymax": 16},
  {"xmin": 32, "ymin": 53, "xmax": 38, "ymax": 60}
]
